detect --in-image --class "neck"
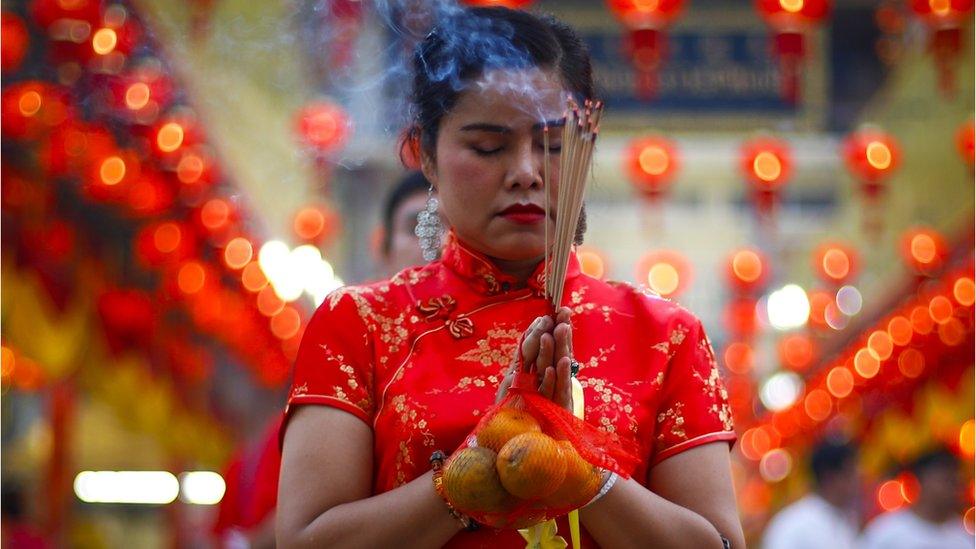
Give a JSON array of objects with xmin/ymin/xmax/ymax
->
[
  {"xmin": 817, "ymin": 488, "xmax": 849, "ymax": 510},
  {"xmin": 490, "ymin": 255, "xmax": 544, "ymax": 286},
  {"xmin": 911, "ymin": 498, "xmax": 952, "ymax": 524}
]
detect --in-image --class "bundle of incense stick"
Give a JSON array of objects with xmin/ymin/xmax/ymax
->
[{"xmin": 544, "ymin": 98, "xmax": 603, "ymax": 308}]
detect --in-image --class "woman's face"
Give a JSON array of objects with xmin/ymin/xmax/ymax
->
[{"xmin": 421, "ymin": 68, "xmax": 566, "ymax": 264}]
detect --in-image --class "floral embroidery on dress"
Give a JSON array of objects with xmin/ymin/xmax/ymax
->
[
  {"xmin": 569, "ymin": 287, "xmax": 614, "ymax": 322},
  {"xmin": 657, "ymin": 402, "xmax": 687, "ymax": 440},
  {"xmin": 390, "ymin": 394, "xmax": 435, "ymax": 486},
  {"xmin": 670, "ymin": 324, "xmax": 689, "ymax": 346},
  {"xmin": 456, "ymin": 325, "xmax": 520, "ymax": 368},
  {"xmin": 691, "ymin": 335, "xmax": 734, "ymax": 431},
  {"xmin": 578, "ymin": 372, "xmax": 639, "ymax": 435}
]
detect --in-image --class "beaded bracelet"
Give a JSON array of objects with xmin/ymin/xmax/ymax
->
[
  {"xmin": 585, "ymin": 470, "xmax": 619, "ymax": 507},
  {"xmin": 430, "ymin": 450, "xmax": 480, "ymax": 532}
]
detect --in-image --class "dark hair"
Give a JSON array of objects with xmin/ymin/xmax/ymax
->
[
  {"xmin": 411, "ymin": 7, "xmax": 594, "ymax": 158},
  {"xmin": 381, "ymin": 171, "xmax": 430, "ymax": 257},
  {"xmin": 408, "ymin": 7, "xmax": 593, "ymax": 244},
  {"xmin": 810, "ymin": 439, "xmax": 857, "ymax": 487},
  {"xmin": 910, "ymin": 447, "xmax": 959, "ymax": 478}
]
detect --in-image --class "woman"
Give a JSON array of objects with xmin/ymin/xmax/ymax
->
[
  {"xmin": 277, "ymin": 7, "xmax": 744, "ymax": 548},
  {"xmin": 378, "ymin": 171, "xmax": 436, "ymax": 277}
]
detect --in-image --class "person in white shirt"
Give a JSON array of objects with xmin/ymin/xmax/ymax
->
[
  {"xmin": 763, "ymin": 439, "xmax": 861, "ymax": 549},
  {"xmin": 860, "ymin": 448, "xmax": 974, "ymax": 549}
]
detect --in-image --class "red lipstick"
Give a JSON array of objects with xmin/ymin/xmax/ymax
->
[{"xmin": 498, "ymin": 203, "xmax": 546, "ymax": 225}]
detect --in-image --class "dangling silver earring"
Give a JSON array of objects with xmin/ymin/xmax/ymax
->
[{"xmin": 415, "ymin": 184, "xmax": 443, "ymax": 262}]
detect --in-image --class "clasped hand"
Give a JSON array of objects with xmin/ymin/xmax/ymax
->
[{"xmin": 495, "ymin": 307, "xmax": 575, "ymax": 412}]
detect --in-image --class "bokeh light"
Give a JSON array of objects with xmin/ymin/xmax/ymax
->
[
  {"xmin": 760, "ymin": 372, "xmax": 803, "ymax": 411},
  {"xmin": 853, "ymin": 348, "xmax": 880, "ymax": 378},
  {"xmin": 223, "ymin": 238, "xmax": 253, "ymax": 270},
  {"xmin": 759, "ymin": 449, "xmax": 793, "ymax": 482},
  {"xmin": 897, "ymin": 348, "xmax": 925, "ymax": 378},
  {"xmin": 767, "ymin": 284, "xmax": 810, "ymax": 330},
  {"xmin": 826, "ymin": 366, "xmax": 854, "ymax": 398}
]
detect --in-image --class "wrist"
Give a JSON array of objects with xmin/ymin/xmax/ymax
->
[
  {"xmin": 430, "ymin": 450, "xmax": 480, "ymax": 532},
  {"xmin": 585, "ymin": 470, "xmax": 619, "ymax": 508}
]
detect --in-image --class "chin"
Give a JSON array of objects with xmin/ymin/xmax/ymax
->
[{"xmin": 490, "ymin": 234, "xmax": 546, "ymax": 261}]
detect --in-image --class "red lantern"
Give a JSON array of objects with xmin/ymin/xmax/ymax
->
[
  {"xmin": 577, "ymin": 245, "xmax": 609, "ymax": 280},
  {"xmin": 293, "ymin": 203, "xmax": 341, "ymax": 245},
  {"xmin": 607, "ymin": 0, "xmax": 686, "ymax": 100},
  {"xmin": 29, "ymin": 0, "xmax": 100, "ymax": 29},
  {"xmin": 193, "ymin": 197, "xmax": 240, "ymax": 247},
  {"xmin": 625, "ymin": 136, "xmax": 681, "ymax": 200},
  {"xmin": 31, "ymin": 0, "xmax": 102, "ymax": 65},
  {"xmin": 152, "ymin": 111, "xmax": 202, "ymax": 158},
  {"xmin": 97, "ymin": 288, "xmax": 156, "ymax": 355},
  {"xmin": 125, "ymin": 170, "xmax": 177, "ymax": 218},
  {"xmin": 134, "ymin": 221, "xmax": 198, "ymax": 268},
  {"xmin": 842, "ymin": 127, "xmax": 901, "ymax": 200},
  {"xmin": 754, "ymin": 0, "xmax": 832, "ymax": 103},
  {"xmin": 89, "ymin": 6, "xmax": 142, "ymax": 62},
  {"xmin": 900, "ymin": 226, "xmax": 947, "ymax": 275},
  {"xmin": 807, "ymin": 289, "xmax": 833, "ymax": 331},
  {"xmin": 778, "ymin": 333, "xmax": 817, "ymax": 372},
  {"xmin": 726, "ymin": 247, "xmax": 770, "ymax": 295},
  {"xmin": 295, "ymin": 100, "xmax": 350, "ymax": 155},
  {"xmin": 909, "ymin": 0, "xmax": 975, "ymax": 96},
  {"xmin": 2, "ymin": 12, "xmax": 29, "ymax": 73},
  {"xmin": 812, "ymin": 241, "xmax": 860, "ymax": 285},
  {"xmin": 1, "ymin": 81, "xmax": 72, "ymax": 140},
  {"xmin": 83, "ymin": 149, "xmax": 141, "ymax": 205},
  {"xmin": 956, "ymin": 119, "xmax": 974, "ymax": 167},
  {"xmin": 740, "ymin": 137, "xmax": 792, "ymax": 214},
  {"xmin": 636, "ymin": 249, "xmax": 692, "ymax": 299},
  {"xmin": 37, "ymin": 120, "xmax": 113, "ymax": 178},
  {"xmin": 174, "ymin": 146, "xmax": 220, "ymax": 204},
  {"xmin": 110, "ymin": 61, "xmax": 174, "ymax": 121},
  {"xmin": 724, "ymin": 297, "xmax": 759, "ymax": 339}
]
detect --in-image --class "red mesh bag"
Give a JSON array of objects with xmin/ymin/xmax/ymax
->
[{"xmin": 437, "ymin": 369, "xmax": 640, "ymax": 529}]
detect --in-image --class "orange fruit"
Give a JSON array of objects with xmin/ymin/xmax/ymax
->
[
  {"xmin": 496, "ymin": 432, "xmax": 567, "ymax": 500},
  {"xmin": 442, "ymin": 447, "xmax": 512, "ymax": 514},
  {"xmin": 477, "ymin": 407, "xmax": 542, "ymax": 452},
  {"xmin": 542, "ymin": 441, "xmax": 603, "ymax": 509}
]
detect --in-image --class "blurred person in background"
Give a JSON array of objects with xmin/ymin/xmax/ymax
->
[
  {"xmin": 763, "ymin": 439, "xmax": 860, "ymax": 549},
  {"xmin": 859, "ymin": 448, "xmax": 973, "ymax": 549},
  {"xmin": 212, "ymin": 171, "xmax": 433, "ymax": 548},
  {"xmin": 378, "ymin": 171, "xmax": 435, "ymax": 277}
]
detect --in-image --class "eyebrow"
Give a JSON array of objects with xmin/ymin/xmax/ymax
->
[{"xmin": 459, "ymin": 119, "xmax": 567, "ymax": 133}]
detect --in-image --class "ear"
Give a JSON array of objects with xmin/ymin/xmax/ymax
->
[{"xmin": 419, "ymin": 149, "xmax": 438, "ymax": 190}]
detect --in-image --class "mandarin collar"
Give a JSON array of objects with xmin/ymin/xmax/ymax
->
[{"xmin": 439, "ymin": 231, "xmax": 581, "ymax": 297}]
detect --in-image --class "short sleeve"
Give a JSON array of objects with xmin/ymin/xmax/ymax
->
[
  {"xmin": 652, "ymin": 312, "xmax": 736, "ymax": 465},
  {"xmin": 286, "ymin": 289, "xmax": 375, "ymax": 425}
]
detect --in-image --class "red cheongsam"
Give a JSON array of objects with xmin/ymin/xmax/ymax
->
[{"xmin": 285, "ymin": 233, "xmax": 736, "ymax": 548}]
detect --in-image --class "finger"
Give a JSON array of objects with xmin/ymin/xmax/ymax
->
[
  {"xmin": 539, "ymin": 366, "xmax": 556, "ymax": 400},
  {"xmin": 553, "ymin": 323, "xmax": 572, "ymax": 364},
  {"xmin": 556, "ymin": 306, "xmax": 572, "ymax": 325},
  {"xmin": 566, "ymin": 323, "xmax": 574, "ymax": 361},
  {"xmin": 535, "ymin": 333, "xmax": 554, "ymax": 377},
  {"xmin": 555, "ymin": 357, "xmax": 572, "ymax": 410},
  {"xmin": 495, "ymin": 372, "xmax": 514, "ymax": 403},
  {"xmin": 520, "ymin": 317, "xmax": 549, "ymax": 372}
]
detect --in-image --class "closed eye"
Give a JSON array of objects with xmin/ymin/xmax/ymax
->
[{"xmin": 472, "ymin": 146, "xmax": 503, "ymax": 156}]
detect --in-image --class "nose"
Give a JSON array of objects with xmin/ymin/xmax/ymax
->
[{"xmin": 504, "ymin": 138, "xmax": 543, "ymax": 190}]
